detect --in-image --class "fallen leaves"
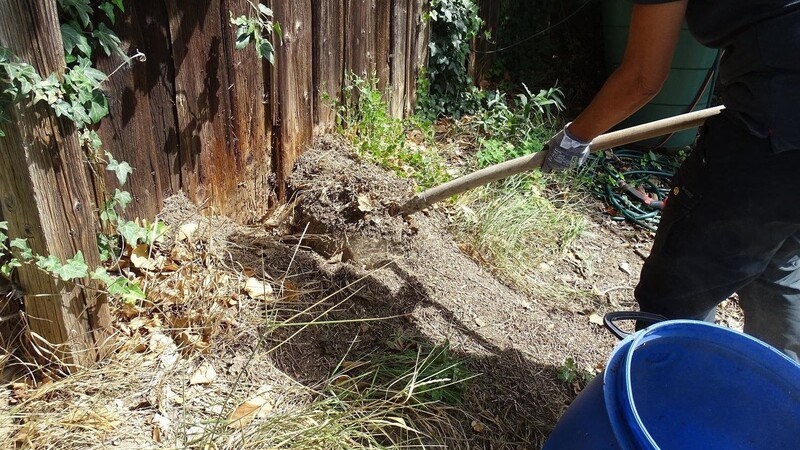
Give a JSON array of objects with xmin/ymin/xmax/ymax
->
[
  {"xmin": 244, "ymin": 277, "xmax": 274, "ymax": 301},
  {"xmin": 228, "ymin": 394, "xmax": 273, "ymax": 428},
  {"xmin": 190, "ymin": 363, "xmax": 217, "ymax": 385}
]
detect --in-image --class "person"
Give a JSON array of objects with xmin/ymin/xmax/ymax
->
[{"xmin": 543, "ymin": 0, "xmax": 800, "ymax": 362}]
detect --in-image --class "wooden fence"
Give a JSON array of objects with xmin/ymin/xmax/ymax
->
[
  {"xmin": 95, "ymin": 0, "xmax": 431, "ymax": 222},
  {"xmin": 0, "ymin": 0, "xmax": 430, "ymax": 366}
]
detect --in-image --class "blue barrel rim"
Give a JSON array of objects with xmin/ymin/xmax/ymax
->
[{"xmin": 609, "ymin": 320, "xmax": 800, "ymax": 450}]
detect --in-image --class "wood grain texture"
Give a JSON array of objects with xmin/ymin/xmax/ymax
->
[
  {"xmin": 0, "ymin": 0, "xmax": 111, "ymax": 368},
  {"xmin": 389, "ymin": 0, "xmax": 410, "ymax": 117},
  {"xmin": 273, "ymin": 0, "xmax": 313, "ymax": 200},
  {"xmin": 94, "ymin": 0, "xmax": 179, "ymax": 221},
  {"xmin": 312, "ymin": 0, "xmax": 344, "ymax": 133},
  {"xmin": 221, "ymin": 0, "xmax": 273, "ymax": 220},
  {"xmin": 165, "ymin": 0, "xmax": 236, "ymax": 214}
]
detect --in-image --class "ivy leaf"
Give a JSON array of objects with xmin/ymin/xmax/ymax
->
[
  {"xmin": 257, "ymin": 4, "xmax": 273, "ymax": 17},
  {"xmin": 235, "ymin": 33, "xmax": 251, "ymax": 50},
  {"xmin": 98, "ymin": 2, "xmax": 116, "ymax": 24},
  {"xmin": 59, "ymin": 0, "xmax": 92, "ymax": 28},
  {"xmin": 58, "ymin": 251, "xmax": 89, "ymax": 281},
  {"xmin": 90, "ymin": 267, "xmax": 116, "ymax": 285},
  {"xmin": 117, "ymin": 220, "xmax": 144, "ymax": 246},
  {"xmin": 258, "ymin": 40, "xmax": 275, "ymax": 65},
  {"xmin": 61, "ymin": 22, "xmax": 92, "ymax": 58},
  {"xmin": 69, "ymin": 100, "xmax": 91, "ymax": 127},
  {"xmin": 1, "ymin": 260, "xmax": 22, "ymax": 279},
  {"xmin": 83, "ymin": 67, "xmax": 108, "ymax": 85},
  {"xmin": 51, "ymin": 100, "xmax": 72, "ymax": 119},
  {"xmin": 92, "ymin": 23, "xmax": 125, "ymax": 59},
  {"xmin": 10, "ymin": 238, "xmax": 33, "ymax": 260},
  {"xmin": 0, "ymin": 221, "xmax": 8, "ymax": 244},
  {"xmin": 112, "ymin": 0, "xmax": 125, "ymax": 12},
  {"xmin": 113, "ymin": 189, "xmax": 133, "ymax": 210},
  {"xmin": 107, "ymin": 277, "xmax": 146, "ymax": 304},
  {"xmin": 35, "ymin": 254, "xmax": 62, "ymax": 274},
  {"xmin": 88, "ymin": 91, "xmax": 109, "ymax": 123},
  {"xmin": 106, "ymin": 156, "xmax": 133, "ymax": 185}
]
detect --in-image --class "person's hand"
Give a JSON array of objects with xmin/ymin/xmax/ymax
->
[{"xmin": 542, "ymin": 125, "xmax": 591, "ymax": 172}]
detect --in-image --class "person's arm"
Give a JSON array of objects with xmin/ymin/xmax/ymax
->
[{"xmin": 567, "ymin": 1, "xmax": 688, "ymax": 142}]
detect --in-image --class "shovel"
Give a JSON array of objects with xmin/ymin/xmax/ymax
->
[{"xmin": 400, "ymin": 105, "xmax": 725, "ymax": 215}]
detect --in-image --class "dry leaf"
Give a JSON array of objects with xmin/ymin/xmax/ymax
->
[
  {"xmin": 177, "ymin": 331, "xmax": 210, "ymax": 353},
  {"xmin": 244, "ymin": 277, "xmax": 274, "ymax": 300},
  {"xmin": 357, "ymin": 194, "xmax": 373, "ymax": 212},
  {"xmin": 471, "ymin": 419, "xmax": 487, "ymax": 432},
  {"xmin": 228, "ymin": 395, "xmax": 273, "ymax": 428},
  {"xmin": 190, "ymin": 363, "xmax": 217, "ymax": 385},
  {"xmin": 170, "ymin": 244, "xmax": 193, "ymax": 262},
  {"xmin": 178, "ymin": 223, "xmax": 199, "ymax": 241},
  {"xmin": 280, "ymin": 279, "xmax": 302, "ymax": 302},
  {"xmin": 589, "ymin": 313, "xmax": 604, "ymax": 326},
  {"xmin": 131, "ymin": 244, "xmax": 159, "ymax": 270},
  {"xmin": 619, "ymin": 261, "xmax": 632, "ymax": 276}
]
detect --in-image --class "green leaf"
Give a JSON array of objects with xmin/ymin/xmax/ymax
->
[
  {"xmin": 90, "ymin": 267, "xmax": 116, "ymax": 285},
  {"xmin": 273, "ymin": 21, "xmax": 282, "ymax": 41},
  {"xmin": 51, "ymin": 100, "xmax": 72, "ymax": 119},
  {"xmin": 235, "ymin": 33, "xmax": 251, "ymax": 50},
  {"xmin": 112, "ymin": 0, "xmax": 125, "ymax": 12},
  {"xmin": 106, "ymin": 158, "xmax": 133, "ymax": 185},
  {"xmin": 61, "ymin": 22, "xmax": 92, "ymax": 58},
  {"xmin": 58, "ymin": 251, "xmax": 89, "ymax": 280},
  {"xmin": 10, "ymin": 238, "xmax": 33, "ymax": 260},
  {"xmin": 107, "ymin": 277, "xmax": 146, "ymax": 304},
  {"xmin": 88, "ymin": 91, "xmax": 109, "ymax": 123},
  {"xmin": 113, "ymin": 189, "xmax": 133, "ymax": 210},
  {"xmin": 99, "ymin": 2, "xmax": 116, "ymax": 24},
  {"xmin": 117, "ymin": 220, "xmax": 144, "ymax": 245},
  {"xmin": 258, "ymin": 4, "xmax": 273, "ymax": 17},
  {"xmin": 60, "ymin": 0, "xmax": 93, "ymax": 28},
  {"xmin": 144, "ymin": 220, "xmax": 168, "ymax": 245},
  {"xmin": 92, "ymin": 23, "xmax": 125, "ymax": 59},
  {"xmin": 258, "ymin": 40, "xmax": 275, "ymax": 65},
  {"xmin": 1, "ymin": 260, "xmax": 22, "ymax": 279},
  {"xmin": 82, "ymin": 66, "xmax": 108, "ymax": 85},
  {"xmin": 35, "ymin": 254, "xmax": 62, "ymax": 274}
]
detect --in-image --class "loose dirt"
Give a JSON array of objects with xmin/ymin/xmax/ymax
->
[{"xmin": 1, "ymin": 135, "xmax": 743, "ymax": 449}]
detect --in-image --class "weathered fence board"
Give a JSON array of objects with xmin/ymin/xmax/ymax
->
[
  {"xmin": 166, "ymin": 0, "xmax": 238, "ymax": 215},
  {"xmin": 389, "ymin": 0, "xmax": 410, "ymax": 117},
  {"xmin": 222, "ymin": 0, "xmax": 274, "ymax": 220},
  {"xmin": 312, "ymin": 0, "xmax": 345, "ymax": 133},
  {"xmin": 95, "ymin": 0, "xmax": 179, "ymax": 221},
  {"xmin": 0, "ymin": 0, "xmax": 111, "ymax": 368},
  {"xmin": 272, "ymin": 0, "xmax": 314, "ymax": 201}
]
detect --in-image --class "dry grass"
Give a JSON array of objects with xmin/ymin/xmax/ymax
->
[
  {"xmin": 0, "ymin": 203, "xmax": 475, "ymax": 450},
  {"xmin": 449, "ymin": 174, "xmax": 592, "ymax": 303}
]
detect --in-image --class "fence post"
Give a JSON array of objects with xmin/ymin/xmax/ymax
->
[{"xmin": 0, "ymin": 0, "xmax": 112, "ymax": 370}]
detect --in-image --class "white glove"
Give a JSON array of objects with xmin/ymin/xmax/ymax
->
[{"xmin": 542, "ymin": 124, "xmax": 591, "ymax": 172}]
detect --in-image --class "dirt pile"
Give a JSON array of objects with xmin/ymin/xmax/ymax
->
[{"xmin": 281, "ymin": 135, "xmax": 617, "ymax": 447}]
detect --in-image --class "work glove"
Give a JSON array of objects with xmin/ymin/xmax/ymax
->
[{"xmin": 542, "ymin": 124, "xmax": 591, "ymax": 173}]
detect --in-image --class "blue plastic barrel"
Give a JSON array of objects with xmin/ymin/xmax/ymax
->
[{"xmin": 542, "ymin": 320, "xmax": 800, "ymax": 449}]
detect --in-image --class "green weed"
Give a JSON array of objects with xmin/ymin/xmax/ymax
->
[{"xmin": 338, "ymin": 74, "xmax": 450, "ymax": 190}]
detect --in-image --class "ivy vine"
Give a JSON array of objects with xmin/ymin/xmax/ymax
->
[{"xmin": 417, "ymin": 0, "xmax": 483, "ymax": 119}]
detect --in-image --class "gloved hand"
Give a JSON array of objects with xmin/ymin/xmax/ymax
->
[{"xmin": 542, "ymin": 124, "xmax": 591, "ymax": 172}]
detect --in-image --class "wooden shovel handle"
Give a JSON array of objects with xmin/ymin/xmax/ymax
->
[{"xmin": 400, "ymin": 105, "xmax": 724, "ymax": 215}]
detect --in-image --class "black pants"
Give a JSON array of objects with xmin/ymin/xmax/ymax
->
[{"xmin": 635, "ymin": 114, "xmax": 800, "ymax": 362}]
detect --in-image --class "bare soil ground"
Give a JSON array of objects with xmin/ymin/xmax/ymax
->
[{"xmin": 1, "ymin": 136, "xmax": 743, "ymax": 449}]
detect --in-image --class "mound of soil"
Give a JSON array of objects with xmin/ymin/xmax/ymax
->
[{"xmin": 273, "ymin": 136, "xmax": 618, "ymax": 447}]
